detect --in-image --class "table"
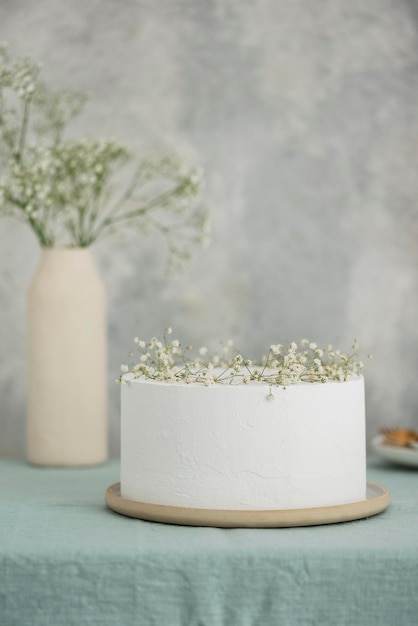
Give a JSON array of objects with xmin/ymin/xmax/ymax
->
[{"xmin": 1, "ymin": 457, "xmax": 417, "ymax": 626}]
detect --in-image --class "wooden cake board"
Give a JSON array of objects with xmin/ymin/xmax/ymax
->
[{"xmin": 105, "ymin": 481, "xmax": 390, "ymax": 528}]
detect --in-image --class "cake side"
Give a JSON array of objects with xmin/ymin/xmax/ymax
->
[{"xmin": 121, "ymin": 376, "xmax": 366, "ymax": 511}]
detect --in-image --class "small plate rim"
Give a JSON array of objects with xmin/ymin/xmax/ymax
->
[{"xmin": 372, "ymin": 434, "xmax": 418, "ymax": 468}]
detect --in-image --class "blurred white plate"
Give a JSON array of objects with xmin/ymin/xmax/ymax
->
[{"xmin": 372, "ymin": 434, "xmax": 418, "ymax": 468}]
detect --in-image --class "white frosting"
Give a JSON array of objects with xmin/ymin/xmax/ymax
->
[{"xmin": 121, "ymin": 376, "xmax": 366, "ymax": 510}]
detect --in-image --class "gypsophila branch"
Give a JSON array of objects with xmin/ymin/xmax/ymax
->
[
  {"xmin": 119, "ymin": 331, "xmax": 369, "ymax": 387},
  {"xmin": 0, "ymin": 45, "xmax": 209, "ymax": 271}
]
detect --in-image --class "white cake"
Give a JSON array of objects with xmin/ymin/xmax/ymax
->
[{"xmin": 121, "ymin": 375, "xmax": 366, "ymax": 511}]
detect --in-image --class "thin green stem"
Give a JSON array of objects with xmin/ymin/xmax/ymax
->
[
  {"xmin": 3, "ymin": 191, "xmax": 52, "ymax": 246},
  {"xmin": 16, "ymin": 98, "xmax": 32, "ymax": 161},
  {"xmin": 90, "ymin": 184, "xmax": 182, "ymax": 243},
  {"xmin": 84, "ymin": 162, "xmax": 139, "ymax": 242},
  {"xmin": 109, "ymin": 165, "xmax": 143, "ymax": 216}
]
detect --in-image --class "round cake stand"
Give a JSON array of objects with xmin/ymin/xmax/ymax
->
[{"xmin": 105, "ymin": 481, "xmax": 390, "ymax": 528}]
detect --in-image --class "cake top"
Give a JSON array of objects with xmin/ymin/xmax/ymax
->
[{"xmin": 120, "ymin": 328, "xmax": 367, "ymax": 387}]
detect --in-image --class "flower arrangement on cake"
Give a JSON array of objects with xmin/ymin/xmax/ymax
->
[
  {"xmin": 116, "ymin": 329, "xmax": 373, "ymax": 519},
  {"xmin": 120, "ymin": 328, "xmax": 367, "ymax": 387},
  {"xmin": 114, "ymin": 333, "xmax": 388, "ymax": 526}
]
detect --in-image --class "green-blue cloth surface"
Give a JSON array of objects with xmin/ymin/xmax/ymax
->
[{"xmin": 1, "ymin": 457, "xmax": 417, "ymax": 626}]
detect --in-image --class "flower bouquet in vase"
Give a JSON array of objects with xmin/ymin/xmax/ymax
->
[{"xmin": 0, "ymin": 44, "xmax": 208, "ymax": 466}]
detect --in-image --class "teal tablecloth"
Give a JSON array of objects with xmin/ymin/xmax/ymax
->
[{"xmin": 1, "ymin": 457, "xmax": 417, "ymax": 626}]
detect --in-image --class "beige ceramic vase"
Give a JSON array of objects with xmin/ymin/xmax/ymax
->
[{"xmin": 27, "ymin": 248, "xmax": 108, "ymax": 466}]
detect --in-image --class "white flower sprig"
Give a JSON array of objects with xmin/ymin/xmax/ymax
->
[
  {"xmin": 0, "ymin": 44, "xmax": 209, "ymax": 273},
  {"xmin": 119, "ymin": 330, "xmax": 367, "ymax": 386}
]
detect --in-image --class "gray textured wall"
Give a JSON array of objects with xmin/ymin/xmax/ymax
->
[{"xmin": 1, "ymin": 0, "xmax": 418, "ymax": 458}]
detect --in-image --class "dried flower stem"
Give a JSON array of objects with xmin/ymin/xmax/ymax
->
[
  {"xmin": 120, "ymin": 331, "xmax": 367, "ymax": 387},
  {"xmin": 0, "ymin": 44, "xmax": 209, "ymax": 273}
]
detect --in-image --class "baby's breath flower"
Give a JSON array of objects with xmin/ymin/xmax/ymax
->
[
  {"xmin": 121, "ymin": 330, "xmax": 365, "ymax": 387},
  {"xmin": 0, "ymin": 47, "xmax": 208, "ymax": 265}
]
